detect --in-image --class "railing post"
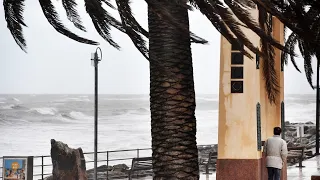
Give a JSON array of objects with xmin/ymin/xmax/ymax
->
[
  {"xmin": 296, "ymin": 147, "xmax": 305, "ymax": 168},
  {"xmin": 42, "ymin": 156, "xmax": 44, "ymax": 180},
  {"xmin": 106, "ymin": 151, "xmax": 109, "ymax": 180},
  {"xmin": 205, "ymin": 163, "xmax": 209, "ymax": 174},
  {"xmin": 137, "ymin": 149, "xmax": 139, "ymax": 158}
]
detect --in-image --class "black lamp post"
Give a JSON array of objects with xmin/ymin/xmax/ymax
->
[
  {"xmin": 316, "ymin": 59, "xmax": 319, "ymax": 155},
  {"xmin": 91, "ymin": 47, "xmax": 102, "ymax": 180}
]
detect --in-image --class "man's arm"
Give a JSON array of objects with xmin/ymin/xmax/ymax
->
[
  {"xmin": 281, "ymin": 140, "xmax": 288, "ymax": 162},
  {"xmin": 263, "ymin": 139, "xmax": 268, "ymax": 156}
]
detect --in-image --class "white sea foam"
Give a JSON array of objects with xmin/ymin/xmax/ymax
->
[
  {"xmin": 30, "ymin": 107, "xmax": 57, "ymax": 115},
  {"xmin": 12, "ymin": 98, "xmax": 20, "ymax": 102},
  {"xmin": 1, "ymin": 104, "xmax": 15, "ymax": 109},
  {"xmin": 69, "ymin": 111, "xmax": 92, "ymax": 120}
]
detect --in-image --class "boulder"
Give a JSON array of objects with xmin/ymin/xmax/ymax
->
[
  {"xmin": 112, "ymin": 164, "xmax": 129, "ymax": 172},
  {"xmin": 306, "ymin": 126, "xmax": 317, "ymax": 135},
  {"xmin": 49, "ymin": 139, "xmax": 87, "ymax": 180},
  {"xmin": 86, "ymin": 165, "xmax": 112, "ymax": 174},
  {"xmin": 287, "ymin": 141, "xmax": 295, "ymax": 148}
]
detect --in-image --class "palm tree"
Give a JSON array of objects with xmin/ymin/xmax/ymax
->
[
  {"xmin": 252, "ymin": 0, "xmax": 320, "ymax": 87},
  {"xmin": 4, "ymin": 0, "xmax": 288, "ymax": 179}
]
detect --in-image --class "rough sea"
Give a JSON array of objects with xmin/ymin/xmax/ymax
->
[{"xmin": 0, "ymin": 94, "xmax": 316, "ymax": 178}]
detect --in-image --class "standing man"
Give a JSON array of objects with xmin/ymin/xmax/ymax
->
[{"xmin": 263, "ymin": 127, "xmax": 288, "ymax": 180}]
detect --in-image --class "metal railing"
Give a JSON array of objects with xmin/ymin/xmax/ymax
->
[{"xmin": 0, "ymin": 148, "xmax": 152, "ymax": 180}]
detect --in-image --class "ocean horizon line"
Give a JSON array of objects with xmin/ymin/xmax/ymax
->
[{"xmin": 0, "ymin": 93, "xmax": 316, "ymax": 95}]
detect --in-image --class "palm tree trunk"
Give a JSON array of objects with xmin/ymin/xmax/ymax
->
[{"xmin": 148, "ymin": 1, "xmax": 199, "ymax": 179}]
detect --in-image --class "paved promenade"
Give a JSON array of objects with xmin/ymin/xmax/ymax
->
[
  {"xmin": 287, "ymin": 155, "xmax": 320, "ymax": 180},
  {"xmin": 198, "ymin": 156, "xmax": 320, "ymax": 180}
]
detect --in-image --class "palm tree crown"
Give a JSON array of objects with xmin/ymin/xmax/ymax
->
[
  {"xmin": 255, "ymin": 0, "xmax": 320, "ymax": 88},
  {"xmin": 4, "ymin": 0, "xmax": 293, "ymax": 103}
]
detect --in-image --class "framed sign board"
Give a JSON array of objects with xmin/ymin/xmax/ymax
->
[{"xmin": 2, "ymin": 156, "xmax": 33, "ymax": 180}]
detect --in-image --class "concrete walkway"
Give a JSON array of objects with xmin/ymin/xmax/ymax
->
[
  {"xmin": 287, "ymin": 155, "xmax": 320, "ymax": 180},
  {"xmin": 127, "ymin": 156, "xmax": 320, "ymax": 180},
  {"xmin": 199, "ymin": 156, "xmax": 320, "ymax": 180}
]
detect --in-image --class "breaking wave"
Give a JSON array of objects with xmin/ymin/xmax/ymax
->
[
  {"xmin": 1, "ymin": 104, "xmax": 25, "ymax": 110},
  {"xmin": 29, "ymin": 107, "xmax": 57, "ymax": 116},
  {"xmin": 62, "ymin": 111, "xmax": 92, "ymax": 120}
]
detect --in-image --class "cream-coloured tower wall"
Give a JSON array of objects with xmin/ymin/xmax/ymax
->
[{"xmin": 218, "ymin": 8, "xmax": 262, "ymax": 159}]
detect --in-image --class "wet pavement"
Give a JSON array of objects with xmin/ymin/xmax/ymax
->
[
  {"xmin": 199, "ymin": 156, "xmax": 320, "ymax": 180},
  {"xmin": 287, "ymin": 155, "xmax": 320, "ymax": 180},
  {"xmin": 124, "ymin": 156, "xmax": 320, "ymax": 180}
]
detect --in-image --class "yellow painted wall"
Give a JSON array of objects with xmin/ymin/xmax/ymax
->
[
  {"xmin": 218, "ymin": 9, "xmax": 261, "ymax": 159},
  {"xmin": 218, "ymin": 10, "xmax": 284, "ymax": 159},
  {"xmin": 260, "ymin": 17, "xmax": 284, "ymax": 140}
]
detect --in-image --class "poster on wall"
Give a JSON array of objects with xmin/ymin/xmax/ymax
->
[{"xmin": 2, "ymin": 157, "xmax": 32, "ymax": 180}]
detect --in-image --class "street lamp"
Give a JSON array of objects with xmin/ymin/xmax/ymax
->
[
  {"xmin": 316, "ymin": 59, "xmax": 319, "ymax": 155},
  {"xmin": 91, "ymin": 47, "xmax": 102, "ymax": 180}
]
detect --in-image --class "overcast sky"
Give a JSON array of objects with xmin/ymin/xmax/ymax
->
[{"xmin": 0, "ymin": 1, "xmax": 316, "ymax": 94}]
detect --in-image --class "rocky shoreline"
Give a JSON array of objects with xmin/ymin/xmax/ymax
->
[
  {"xmin": 84, "ymin": 144, "xmax": 218, "ymax": 180},
  {"xmin": 45, "ymin": 121, "xmax": 317, "ymax": 179}
]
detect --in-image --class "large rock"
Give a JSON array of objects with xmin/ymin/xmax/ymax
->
[
  {"xmin": 49, "ymin": 139, "xmax": 87, "ymax": 180},
  {"xmin": 306, "ymin": 126, "xmax": 317, "ymax": 135}
]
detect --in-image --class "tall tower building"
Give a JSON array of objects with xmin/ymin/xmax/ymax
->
[{"xmin": 216, "ymin": 8, "xmax": 285, "ymax": 180}]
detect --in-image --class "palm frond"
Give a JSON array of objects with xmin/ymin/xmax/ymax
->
[
  {"xmin": 213, "ymin": 2, "xmax": 261, "ymax": 58},
  {"xmin": 252, "ymin": 0, "xmax": 305, "ymax": 36},
  {"xmin": 281, "ymin": 32, "xmax": 301, "ymax": 72},
  {"xmin": 234, "ymin": 0, "xmax": 256, "ymax": 9},
  {"xmin": 225, "ymin": 0, "xmax": 290, "ymax": 54},
  {"xmin": 38, "ymin": 0, "xmax": 98, "ymax": 45},
  {"xmin": 115, "ymin": 0, "xmax": 148, "ymax": 36},
  {"xmin": 101, "ymin": 0, "xmax": 116, "ymax": 9},
  {"xmin": 298, "ymin": 40, "xmax": 314, "ymax": 88},
  {"xmin": 4, "ymin": 0, "xmax": 27, "ymax": 52},
  {"xmin": 192, "ymin": 0, "xmax": 251, "ymax": 57},
  {"xmin": 61, "ymin": 0, "xmax": 86, "ymax": 31},
  {"xmin": 84, "ymin": 0, "xmax": 120, "ymax": 48},
  {"xmin": 115, "ymin": 0, "xmax": 149, "ymax": 59},
  {"xmin": 258, "ymin": 5, "xmax": 279, "ymax": 103},
  {"xmin": 281, "ymin": 25, "xmax": 287, "ymax": 68}
]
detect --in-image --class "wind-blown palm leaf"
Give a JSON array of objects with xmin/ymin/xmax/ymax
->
[
  {"xmin": 4, "ymin": 0, "xmax": 27, "ymax": 52},
  {"xmin": 280, "ymin": 3, "xmax": 320, "ymax": 88},
  {"xmin": 115, "ymin": 0, "xmax": 148, "ymax": 37},
  {"xmin": 193, "ymin": 0, "xmax": 252, "ymax": 58},
  {"xmin": 115, "ymin": 0, "xmax": 148, "ymax": 59},
  {"xmin": 281, "ymin": 32, "xmax": 301, "ymax": 72},
  {"xmin": 61, "ymin": 0, "xmax": 86, "ymax": 31},
  {"xmin": 254, "ymin": 0, "xmax": 319, "ymax": 46},
  {"xmin": 300, "ymin": 42, "xmax": 314, "ymax": 88},
  {"xmin": 252, "ymin": 0, "xmax": 305, "ymax": 35},
  {"xmin": 5, "ymin": 0, "xmax": 310, "ymax": 104},
  {"xmin": 213, "ymin": 2, "xmax": 260, "ymax": 58},
  {"xmin": 254, "ymin": 0, "xmax": 320, "ymax": 90},
  {"xmin": 101, "ymin": 0, "xmax": 116, "ymax": 9},
  {"xmin": 38, "ymin": 0, "xmax": 98, "ymax": 45},
  {"xmin": 224, "ymin": 0, "xmax": 290, "ymax": 54},
  {"xmin": 258, "ymin": 5, "xmax": 278, "ymax": 103},
  {"xmin": 234, "ymin": 0, "xmax": 256, "ymax": 9},
  {"xmin": 84, "ymin": 0, "xmax": 123, "ymax": 49}
]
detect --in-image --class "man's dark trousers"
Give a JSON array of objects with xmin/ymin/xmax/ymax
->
[{"xmin": 267, "ymin": 167, "xmax": 281, "ymax": 180}]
